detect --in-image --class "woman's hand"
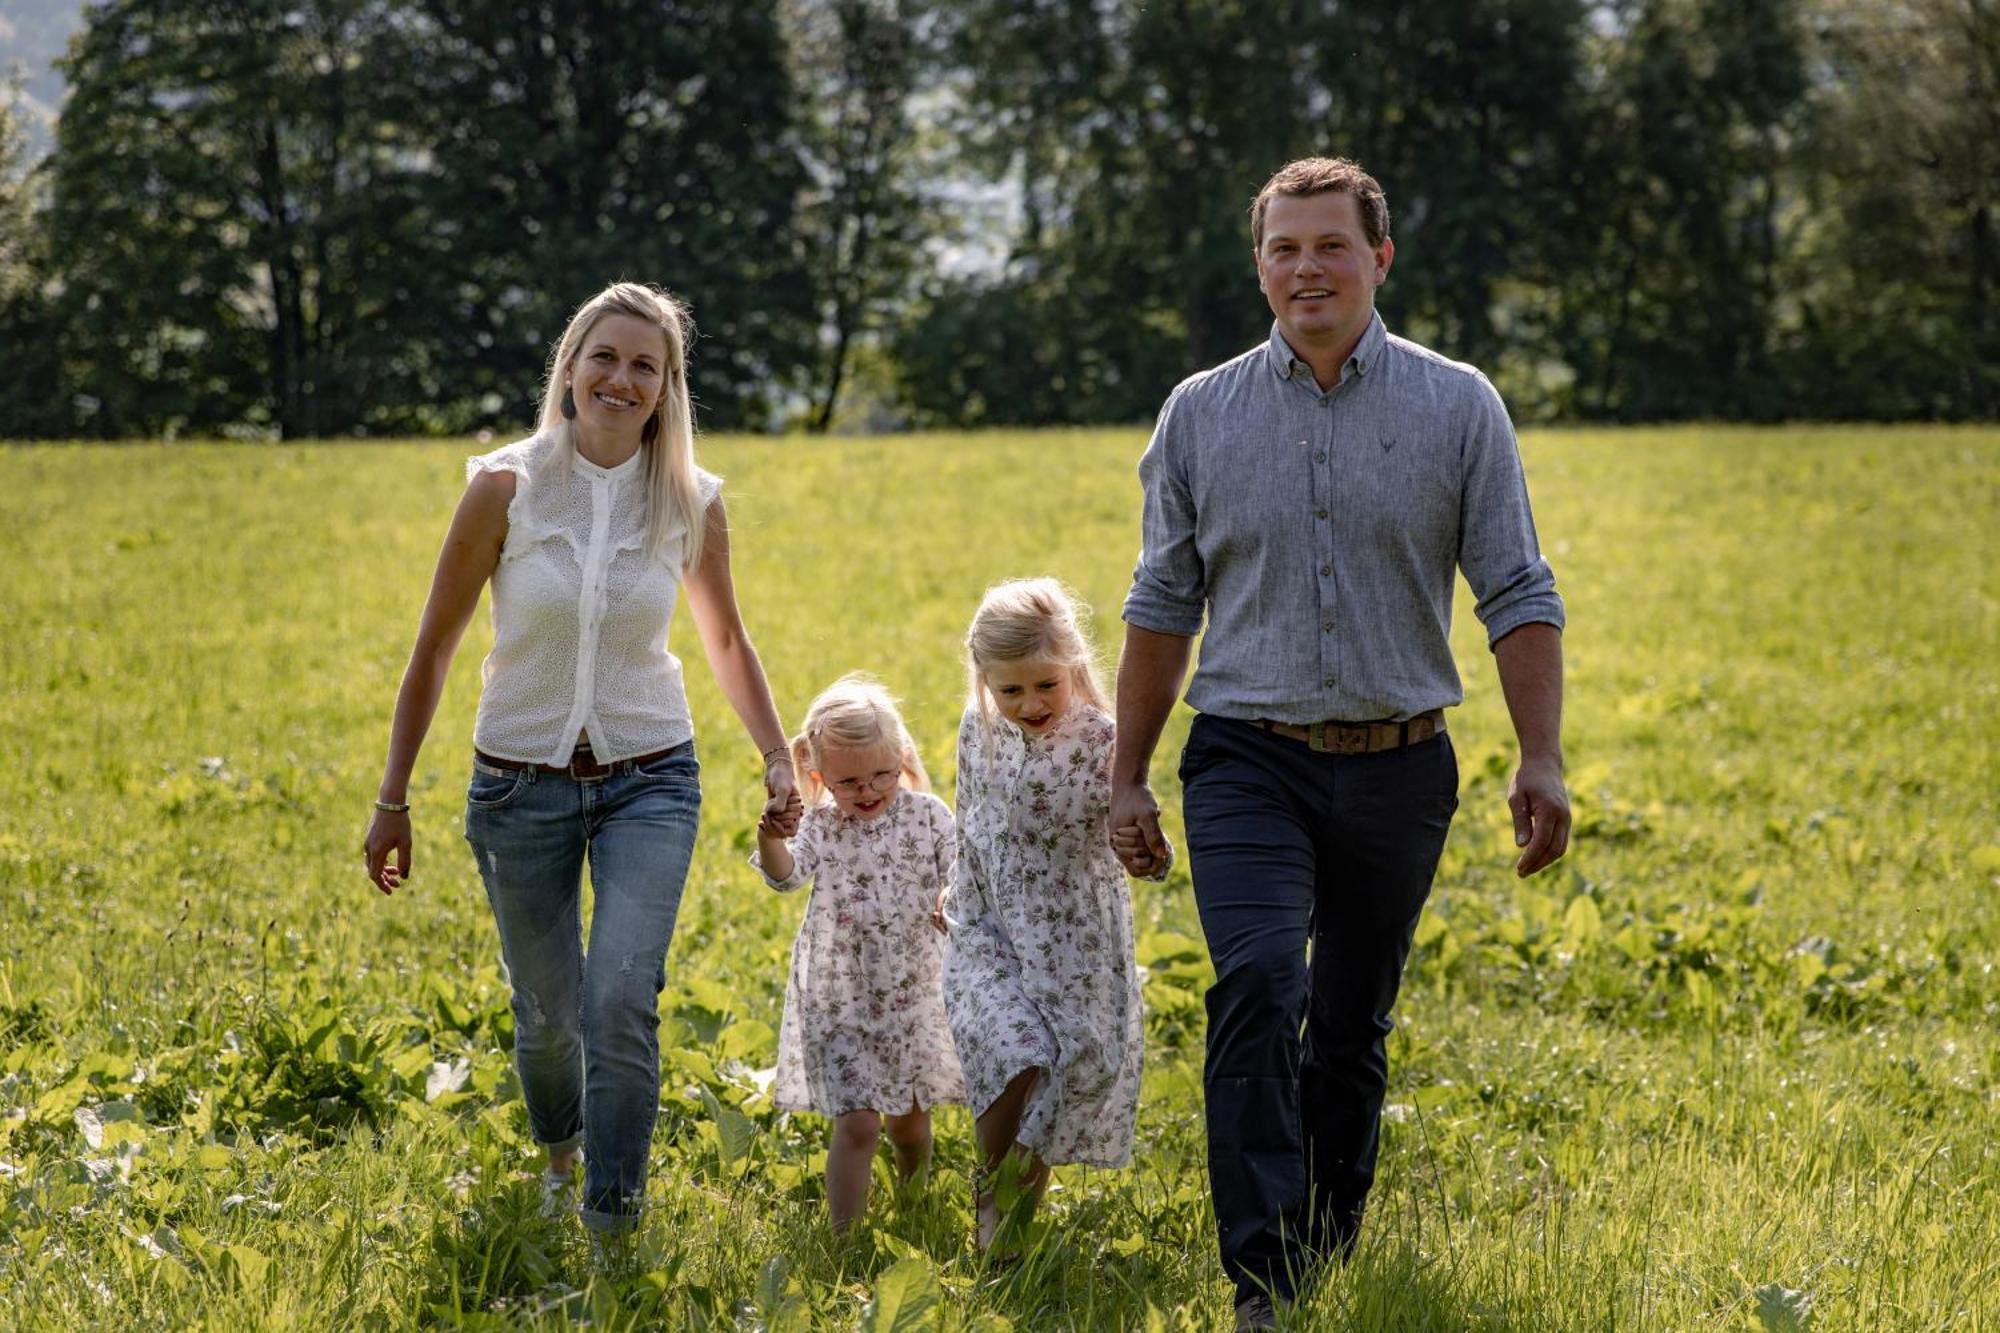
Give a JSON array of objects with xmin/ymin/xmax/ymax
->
[
  {"xmin": 364, "ymin": 808, "xmax": 413, "ymax": 895},
  {"xmin": 763, "ymin": 757, "xmax": 803, "ymax": 837},
  {"xmin": 931, "ymin": 887, "xmax": 951, "ymax": 934}
]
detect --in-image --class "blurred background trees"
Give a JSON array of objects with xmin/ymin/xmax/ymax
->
[{"xmin": 0, "ymin": 0, "xmax": 1992, "ymax": 437}]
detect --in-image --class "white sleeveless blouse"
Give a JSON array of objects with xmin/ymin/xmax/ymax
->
[{"xmin": 466, "ymin": 431, "xmax": 722, "ymax": 765}]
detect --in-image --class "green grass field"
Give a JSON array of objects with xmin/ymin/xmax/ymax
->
[{"xmin": 1, "ymin": 427, "xmax": 1994, "ymax": 1330}]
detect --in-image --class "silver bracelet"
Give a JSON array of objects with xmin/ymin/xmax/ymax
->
[{"xmin": 374, "ymin": 799, "xmax": 411, "ymax": 814}]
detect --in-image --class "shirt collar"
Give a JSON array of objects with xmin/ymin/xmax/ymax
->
[{"xmin": 1265, "ymin": 310, "xmax": 1387, "ymax": 383}]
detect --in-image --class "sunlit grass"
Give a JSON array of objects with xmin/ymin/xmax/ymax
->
[{"xmin": 0, "ymin": 426, "xmax": 1994, "ymax": 1328}]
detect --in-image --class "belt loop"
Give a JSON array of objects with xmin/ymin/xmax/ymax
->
[{"xmin": 1399, "ymin": 719, "xmax": 1410, "ymax": 747}]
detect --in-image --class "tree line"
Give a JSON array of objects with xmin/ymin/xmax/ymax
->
[{"xmin": 0, "ymin": 0, "xmax": 1992, "ymax": 440}]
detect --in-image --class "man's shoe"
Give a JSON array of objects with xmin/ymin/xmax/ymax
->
[{"xmin": 1234, "ymin": 1294, "xmax": 1277, "ymax": 1330}]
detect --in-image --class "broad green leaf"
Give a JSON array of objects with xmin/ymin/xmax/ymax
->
[
  {"xmin": 718, "ymin": 1018, "xmax": 775, "ymax": 1063},
  {"xmin": 860, "ymin": 1258, "xmax": 939, "ymax": 1333},
  {"xmin": 1561, "ymin": 894, "xmax": 1603, "ymax": 951},
  {"xmin": 226, "ymin": 1242, "xmax": 270, "ymax": 1291}
]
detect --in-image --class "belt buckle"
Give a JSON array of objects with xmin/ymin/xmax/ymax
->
[{"xmin": 1308, "ymin": 721, "xmax": 1367, "ymax": 754}]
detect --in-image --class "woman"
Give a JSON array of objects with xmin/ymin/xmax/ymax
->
[{"xmin": 362, "ymin": 281, "xmax": 801, "ymax": 1238}]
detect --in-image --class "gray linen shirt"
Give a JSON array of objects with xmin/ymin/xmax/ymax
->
[{"xmin": 1122, "ymin": 314, "xmax": 1564, "ymax": 724}]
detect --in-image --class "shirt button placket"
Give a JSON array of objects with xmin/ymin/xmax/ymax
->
[
  {"xmin": 571, "ymin": 473, "xmax": 613, "ymax": 751},
  {"xmin": 1316, "ymin": 415, "xmax": 1336, "ymax": 699}
]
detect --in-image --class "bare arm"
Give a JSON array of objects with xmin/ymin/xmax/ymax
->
[
  {"xmin": 1109, "ymin": 623, "xmax": 1194, "ymax": 875},
  {"xmin": 1492, "ymin": 621, "xmax": 1568, "ymax": 877},
  {"xmin": 363, "ymin": 469, "xmax": 512, "ymax": 894},
  {"xmin": 754, "ymin": 818, "xmax": 795, "ymax": 884},
  {"xmin": 680, "ymin": 495, "xmax": 801, "ymax": 833}
]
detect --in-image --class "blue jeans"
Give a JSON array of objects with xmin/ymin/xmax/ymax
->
[
  {"xmin": 1180, "ymin": 715, "xmax": 1457, "ymax": 1302},
  {"xmin": 462, "ymin": 743, "xmax": 701, "ymax": 1234}
]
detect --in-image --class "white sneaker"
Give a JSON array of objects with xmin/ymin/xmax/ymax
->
[{"xmin": 540, "ymin": 1167, "xmax": 576, "ymax": 1221}]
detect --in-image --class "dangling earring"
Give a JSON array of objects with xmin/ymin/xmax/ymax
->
[
  {"xmin": 641, "ymin": 412, "xmax": 660, "ymax": 444},
  {"xmin": 560, "ymin": 385, "xmax": 577, "ymax": 420}
]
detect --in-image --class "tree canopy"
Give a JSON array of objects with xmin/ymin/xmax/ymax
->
[{"xmin": 2, "ymin": 0, "xmax": 1992, "ymax": 438}]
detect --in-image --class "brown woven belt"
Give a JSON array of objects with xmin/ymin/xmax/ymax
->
[
  {"xmin": 1253, "ymin": 708, "xmax": 1445, "ymax": 754},
  {"xmin": 474, "ymin": 746, "xmax": 677, "ymax": 780}
]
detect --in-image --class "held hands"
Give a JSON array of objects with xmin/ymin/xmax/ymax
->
[
  {"xmin": 931, "ymin": 887, "xmax": 951, "ymax": 935},
  {"xmin": 1508, "ymin": 756, "xmax": 1571, "ymax": 877},
  {"xmin": 761, "ymin": 754, "xmax": 804, "ymax": 838},
  {"xmin": 1110, "ymin": 781, "xmax": 1175, "ymax": 882},
  {"xmin": 363, "ymin": 807, "xmax": 412, "ymax": 895}
]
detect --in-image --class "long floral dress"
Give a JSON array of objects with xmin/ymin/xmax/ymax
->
[
  {"xmin": 942, "ymin": 704, "xmax": 1143, "ymax": 1167},
  {"xmin": 751, "ymin": 789, "xmax": 967, "ymax": 1117}
]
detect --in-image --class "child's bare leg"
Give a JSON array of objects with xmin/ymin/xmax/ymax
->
[
  {"xmin": 884, "ymin": 1105, "xmax": 933, "ymax": 1185},
  {"xmin": 972, "ymin": 1067, "xmax": 1049, "ymax": 1249},
  {"xmin": 827, "ymin": 1110, "xmax": 882, "ymax": 1232}
]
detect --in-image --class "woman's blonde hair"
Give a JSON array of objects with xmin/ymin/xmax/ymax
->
[
  {"xmin": 538, "ymin": 281, "xmax": 707, "ymax": 568},
  {"xmin": 964, "ymin": 578, "xmax": 1110, "ymax": 740},
  {"xmin": 789, "ymin": 674, "xmax": 930, "ymax": 805}
]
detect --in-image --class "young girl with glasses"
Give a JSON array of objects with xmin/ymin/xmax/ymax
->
[
  {"xmin": 751, "ymin": 675, "xmax": 965, "ymax": 1232},
  {"xmin": 942, "ymin": 578, "xmax": 1169, "ymax": 1251}
]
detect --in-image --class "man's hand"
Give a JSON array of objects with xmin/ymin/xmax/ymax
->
[
  {"xmin": 1110, "ymin": 781, "xmax": 1170, "ymax": 878},
  {"xmin": 1508, "ymin": 757, "xmax": 1570, "ymax": 877}
]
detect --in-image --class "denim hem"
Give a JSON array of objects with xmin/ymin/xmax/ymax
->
[
  {"xmin": 537, "ymin": 1132, "xmax": 584, "ymax": 1156},
  {"xmin": 580, "ymin": 1205, "xmax": 643, "ymax": 1236}
]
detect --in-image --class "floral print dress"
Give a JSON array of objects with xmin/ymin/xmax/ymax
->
[
  {"xmin": 942, "ymin": 704, "xmax": 1143, "ymax": 1167},
  {"xmin": 752, "ymin": 789, "xmax": 967, "ymax": 1117}
]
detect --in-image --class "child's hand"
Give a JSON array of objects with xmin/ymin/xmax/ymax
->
[
  {"xmin": 1113, "ymin": 826, "xmax": 1174, "ymax": 882},
  {"xmin": 931, "ymin": 888, "xmax": 951, "ymax": 934},
  {"xmin": 761, "ymin": 787, "xmax": 804, "ymax": 838}
]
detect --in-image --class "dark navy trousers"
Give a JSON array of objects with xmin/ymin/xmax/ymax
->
[{"xmin": 1180, "ymin": 714, "xmax": 1457, "ymax": 1302}]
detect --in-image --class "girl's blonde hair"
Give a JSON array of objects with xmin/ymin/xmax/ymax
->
[
  {"xmin": 538, "ymin": 281, "xmax": 707, "ymax": 568},
  {"xmin": 964, "ymin": 578, "xmax": 1111, "ymax": 740},
  {"xmin": 789, "ymin": 674, "xmax": 931, "ymax": 805}
]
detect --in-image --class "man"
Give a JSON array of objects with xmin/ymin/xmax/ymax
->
[{"xmin": 1110, "ymin": 157, "xmax": 1569, "ymax": 1328}]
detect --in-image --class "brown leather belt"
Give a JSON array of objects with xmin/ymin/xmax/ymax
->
[
  {"xmin": 1253, "ymin": 708, "xmax": 1444, "ymax": 754},
  {"xmin": 475, "ymin": 746, "xmax": 677, "ymax": 781}
]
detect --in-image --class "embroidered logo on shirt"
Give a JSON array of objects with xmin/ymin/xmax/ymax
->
[{"xmin": 1380, "ymin": 435, "xmax": 1398, "ymax": 454}]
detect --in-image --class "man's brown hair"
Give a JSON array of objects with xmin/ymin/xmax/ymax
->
[{"xmin": 1250, "ymin": 157, "xmax": 1391, "ymax": 251}]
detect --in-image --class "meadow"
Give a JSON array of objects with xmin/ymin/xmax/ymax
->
[{"xmin": 0, "ymin": 426, "xmax": 1994, "ymax": 1330}]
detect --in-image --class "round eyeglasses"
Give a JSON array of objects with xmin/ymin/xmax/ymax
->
[{"xmin": 827, "ymin": 768, "xmax": 901, "ymax": 798}]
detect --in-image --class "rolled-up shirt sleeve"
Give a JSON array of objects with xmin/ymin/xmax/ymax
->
[
  {"xmin": 1122, "ymin": 384, "xmax": 1208, "ymax": 637},
  {"xmin": 1459, "ymin": 373, "xmax": 1565, "ymax": 646}
]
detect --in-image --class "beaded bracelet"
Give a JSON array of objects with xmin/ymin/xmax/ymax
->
[{"xmin": 374, "ymin": 799, "xmax": 411, "ymax": 814}]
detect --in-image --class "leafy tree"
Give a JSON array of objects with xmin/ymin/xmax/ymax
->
[
  {"xmin": 786, "ymin": 0, "xmax": 931, "ymax": 432},
  {"xmin": 1779, "ymin": 0, "xmax": 1998, "ymax": 417},
  {"xmin": 0, "ymin": 82, "xmax": 68, "ymax": 438},
  {"xmin": 401, "ymin": 0, "xmax": 815, "ymax": 432},
  {"xmin": 1552, "ymin": 0, "xmax": 1811, "ymax": 419},
  {"xmin": 907, "ymin": 0, "xmax": 1595, "ymax": 424},
  {"xmin": 48, "ymin": 0, "xmax": 442, "ymax": 438},
  {"xmin": 43, "ymin": 0, "xmax": 813, "ymax": 439}
]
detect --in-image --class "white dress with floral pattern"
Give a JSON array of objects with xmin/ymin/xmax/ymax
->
[
  {"xmin": 751, "ymin": 789, "xmax": 967, "ymax": 1117},
  {"xmin": 942, "ymin": 705, "xmax": 1143, "ymax": 1167}
]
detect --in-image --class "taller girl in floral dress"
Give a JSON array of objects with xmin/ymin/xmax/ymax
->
[
  {"xmin": 752, "ymin": 675, "xmax": 965, "ymax": 1232},
  {"xmin": 942, "ymin": 578, "xmax": 1166, "ymax": 1249}
]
